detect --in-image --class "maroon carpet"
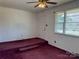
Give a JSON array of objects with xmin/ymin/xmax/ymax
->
[
  {"xmin": 17, "ymin": 44, "xmax": 75, "ymax": 59},
  {"xmin": 0, "ymin": 38, "xmax": 78, "ymax": 59}
]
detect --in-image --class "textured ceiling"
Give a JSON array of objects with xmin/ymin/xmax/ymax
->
[{"xmin": 0, "ymin": 0, "xmax": 74, "ymax": 12}]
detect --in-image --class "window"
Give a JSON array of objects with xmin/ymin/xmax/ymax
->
[
  {"xmin": 55, "ymin": 8, "xmax": 79, "ymax": 36},
  {"xmin": 55, "ymin": 12, "xmax": 64, "ymax": 33}
]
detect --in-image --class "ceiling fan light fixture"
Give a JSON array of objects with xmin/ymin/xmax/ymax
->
[{"xmin": 38, "ymin": 2, "xmax": 46, "ymax": 8}]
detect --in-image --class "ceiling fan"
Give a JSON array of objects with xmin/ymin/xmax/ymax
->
[{"xmin": 27, "ymin": 0, "xmax": 57, "ymax": 8}]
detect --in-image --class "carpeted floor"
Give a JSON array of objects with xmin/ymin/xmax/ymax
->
[
  {"xmin": 0, "ymin": 38, "xmax": 78, "ymax": 59},
  {"xmin": 17, "ymin": 44, "xmax": 75, "ymax": 59}
]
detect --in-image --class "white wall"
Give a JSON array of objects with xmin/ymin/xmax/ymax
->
[
  {"xmin": 37, "ymin": 0, "xmax": 79, "ymax": 53},
  {"xmin": 0, "ymin": 6, "xmax": 37, "ymax": 42}
]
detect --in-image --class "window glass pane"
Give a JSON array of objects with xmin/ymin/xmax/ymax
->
[
  {"xmin": 65, "ymin": 9, "xmax": 79, "ymax": 36},
  {"xmin": 55, "ymin": 12, "xmax": 64, "ymax": 33}
]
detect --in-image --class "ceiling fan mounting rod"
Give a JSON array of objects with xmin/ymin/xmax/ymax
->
[{"xmin": 39, "ymin": 0, "xmax": 48, "ymax": 2}]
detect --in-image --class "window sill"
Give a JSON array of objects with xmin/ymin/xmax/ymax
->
[{"xmin": 55, "ymin": 32, "xmax": 79, "ymax": 38}]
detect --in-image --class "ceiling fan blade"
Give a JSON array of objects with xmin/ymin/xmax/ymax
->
[
  {"xmin": 27, "ymin": 2, "xmax": 37, "ymax": 3},
  {"xmin": 47, "ymin": 2, "xmax": 57, "ymax": 4},
  {"xmin": 45, "ymin": 0, "xmax": 49, "ymax": 2},
  {"xmin": 45, "ymin": 5, "xmax": 48, "ymax": 8},
  {"xmin": 34, "ymin": 4, "xmax": 40, "ymax": 8}
]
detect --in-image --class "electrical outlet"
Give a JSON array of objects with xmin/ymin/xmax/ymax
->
[{"xmin": 54, "ymin": 41, "xmax": 56, "ymax": 43}]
